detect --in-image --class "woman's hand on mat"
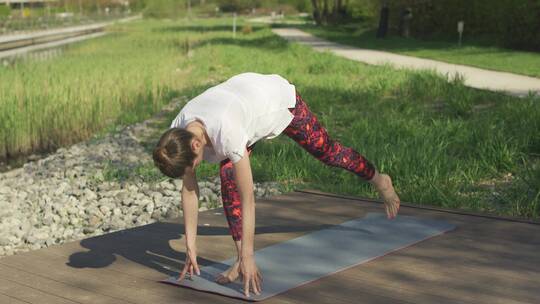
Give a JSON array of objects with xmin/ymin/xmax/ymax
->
[
  {"xmin": 239, "ymin": 255, "xmax": 262, "ymax": 297},
  {"xmin": 178, "ymin": 246, "xmax": 200, "ymax": 281}
]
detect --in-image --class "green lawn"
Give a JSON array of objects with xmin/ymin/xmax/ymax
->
[
  {"xmin": 3, "ymin": 18, "xmax": 539, "ymax": 219},
  {"xmin": 162, "ymin": 18, "xmax": 540, "ymax": 219},
  {"xmin": 300, "ymin": 24, "xmax": 540, "ymax": 78}
]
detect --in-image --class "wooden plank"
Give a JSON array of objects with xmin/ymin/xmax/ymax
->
[
  {"xmin": 295, "ymin": 191, "xmax": 540, "ymax": 242},
  {"xmin": 280, "ymin": 192, "xmax": 540, "ymax": 304},
  {"xmin": 0, "ymin": 277, "xmax": 76, "ymax": 304},
  {"xmin": 0, "ymin": 264, "xmax": 133, "ymax": 304},
  {"xmin": 0, "ymin": 194, "xmax": 370, "ymax": 304},
  {"xmin": 1, "ymin": 191, "xmax": 539, "ymax": 304},
  {"xmin": 30, "ymin": 229, "xmax": 238, "ymax": 280},
  {"xmin": 339, "ymin": 265, "xmax": 536, "ymax": 304},
  {"xmin": 298, "ymin": 189, "xmax": 540, "ymax": 225},
  {"xmin": 271, "ymin": 274, "xmax": 414, "ymax": 304},
  {"xmin": 0, "ymin": 293, "xmax": 30, "ymax": 304},
  {"xmin": 0, "ymin": 254, "xmax": 214, "ymax": 304}
]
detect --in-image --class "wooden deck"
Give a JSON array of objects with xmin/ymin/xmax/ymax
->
[{"xmin": 1, "ymin": 191, "xmax": 539, "ymax": 304}]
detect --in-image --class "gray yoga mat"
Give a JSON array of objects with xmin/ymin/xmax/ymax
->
[{"xmin": 161, "ymin": 212, "xmax": 456, "ymax": 301}]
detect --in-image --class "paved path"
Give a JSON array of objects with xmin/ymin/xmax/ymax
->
[{"xmin": 273, "ymin": 28, "xmax": 540, "ymax": 97}]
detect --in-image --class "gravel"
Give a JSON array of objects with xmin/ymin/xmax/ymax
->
[{"xmin": 0, "ymin": 100, "xmax": 282, "ymax": 258}]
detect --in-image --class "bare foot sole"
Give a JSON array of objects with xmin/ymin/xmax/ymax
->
[
  {"xmin": 375, "ymin": 174, "xmax": 401, "ymax": 218},
  {"xmin": 215, "ymin": 260, "xmax": 240, "ymax": 284}
]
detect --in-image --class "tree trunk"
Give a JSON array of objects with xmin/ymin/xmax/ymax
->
[
  {"xmin": 322, "ymin": 0, "xmax": 329, "ymax": 24},
  {"xmin": 311, "ymin": 0, "xmax": 322, "ymax": 25},
  {"xmin": 376, "ymin": 0, "xmax": 390, "ymax": 38}
]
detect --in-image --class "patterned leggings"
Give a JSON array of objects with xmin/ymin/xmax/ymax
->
[{"xmin": 220, "ymin": 92, "xmax": 376, "ymax": 241}]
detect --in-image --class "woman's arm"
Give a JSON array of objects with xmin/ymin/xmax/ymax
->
[
  {"xmin": 177, "ymin": 168, "xmax": 201, "ymax": 280},
  {"xmin": 233, "ymin": 149, "xmax": 255, "ymax": 256},
  {"xmin": 181, "ymin": 168, "xmax": 200, "ymax": 248},
  {"xmin": 233, "ymin": 148, "xmax": 262, "ymax": 296}
]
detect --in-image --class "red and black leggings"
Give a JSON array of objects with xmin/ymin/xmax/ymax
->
[{"xmin": 219, "ymin": 92, "xmax": 376, "ymax": 241}]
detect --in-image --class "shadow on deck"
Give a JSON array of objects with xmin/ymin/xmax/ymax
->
[{"xmin": 0, "ymin": 191, "xmax": 539, "ymax": 303}]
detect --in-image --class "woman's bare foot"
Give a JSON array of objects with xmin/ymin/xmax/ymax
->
[
  {"xmin": 371, "ymin": 173, "xmax": 400, "ymax": 219},
  {"xmin": 215, "ymin": 260, "xmax": 241, "ymax": 284}
]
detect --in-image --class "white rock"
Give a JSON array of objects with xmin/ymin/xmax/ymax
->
[
  {"xmin": 99, "ymin": 205, "xmax": 111, "ymax": 216},
  {"xmin": 29, "ymin": 244, "xmax": 42, "ymax": 250},
  {"xmin": 159, "ymin": 180, "xmax": 175, "ymax": 190},
  {"xmin": 152, "ymin": 192, "xmax": 163, "ymax": 202},
  {"xmin": 200, "ymin": 188, "xmax": 213, "ymax": 197},
  {"xmin": 42, "ymin": 212, "xmax": 55, "ymax": 225},
  {"xmin": 0, "ymin": 234, "xmax": 10, "ymax": 246},
  {"xmin": 88, "ymin": 215, "xmax": 101, "ymax": 228},
  {"xmin": 70, "ymin": 217, "xmax": 80, "ymax": 226},
  {"xmin": 145, "ymin": 202, "xmax": 154, "ymax": 214},
  {"xmin": 112, "ymin": 208, "xmax": 122, "ymax": 216},
  {"xmin": 162, "ymin": 189, "xmax": 177, "ymax": 197},
  {"xmin": 172, "ymin": 179, "xmax": 183, "ymax": 189},
  {"xmin": 13, "ymin": 228, "xmax": 26, "ymax": 239},
  {"xmin": 67, "ymin": 206, "xmax": 79, "ymax": 215},
  {"xmin": 84, "ymin": 188, "xmax": 98, "ymax": 201},
  {"xmin": 63, "ymin": 228, "xmax": 74, "ymax": 239},
  {"xmin": 17, "ymin": 191, "xmax": 28, "ymax": 200}
]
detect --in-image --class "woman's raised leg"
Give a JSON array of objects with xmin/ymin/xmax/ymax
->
[
  {"xmin": 283, "ymin": 93, "xmax": 400, "ymax": 218},
  {"xmin": 283, "ymin": 93, "xmax": 376, "ymax": 180}
]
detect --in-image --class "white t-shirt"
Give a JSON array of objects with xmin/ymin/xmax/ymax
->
[{"xmin": 170, "ymin": 72, "xmax": 296, "ymax": 163}]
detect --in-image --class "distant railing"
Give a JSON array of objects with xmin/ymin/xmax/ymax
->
[
  {"xmin": 0, "ymin": 15, "xmax": 141, "ymax": 56},
  {"xmin": 0, "ymin": 25, "xmax": 104, "ymax": 52},
  {"xmin": 0, "ymin": 12, "xmax": 133, "ymax": 35}
]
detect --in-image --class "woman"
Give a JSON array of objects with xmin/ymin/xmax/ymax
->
[{"xmin": 153, "ymin": 72, "xmax": 400, "ymax": 297}]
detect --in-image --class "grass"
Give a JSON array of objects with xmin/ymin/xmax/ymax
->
[
  {"xmin": 300, "ymin": 23, "xmax": 540, "ymax": 78},
  {"xmin": 4, "ymin": 17, "xmax": 540, "ymax": 219},
  {"xmin": 101, "ymin": 161, "xmax": 166, "ymax": 184},
  {"xmin": 154, "ymin": 18, "xmax": 539, "ymax": 218},
  {"xmin": 0, "ymin": 19, "xmax": 190, "ymax": 159}
]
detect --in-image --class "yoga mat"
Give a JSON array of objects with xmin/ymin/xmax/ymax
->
[{"xmin": 161, "ymin": 212, "xmax": 456, "ymax": 301}]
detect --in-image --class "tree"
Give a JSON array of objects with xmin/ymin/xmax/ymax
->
[
  {"xmin": 376, "ymin": 0, "xmax": 389, "ymax": 38},
  {"xmin": 311, "ymin": 0, "xmax": 347, "ymax": 24},
  {"xmin": 311, "ymin": 0, "xmax": 322, "ymax": 23}
]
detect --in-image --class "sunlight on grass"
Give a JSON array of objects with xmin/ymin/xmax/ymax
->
[{"xmin": 3, "ymin": 17, "xmax": 539, "ymax": 219}]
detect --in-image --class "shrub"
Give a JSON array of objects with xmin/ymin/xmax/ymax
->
[
  {"xmin": 0, "ymin": 4, "xmax": 11, "ymax": 18},
  {"xmin": 242, "ymin": 23, "xmax": 252, "ymax": 34},
  {"xmin": 383, "ymin": 0, "xmax": 540, "ymax": 51}
]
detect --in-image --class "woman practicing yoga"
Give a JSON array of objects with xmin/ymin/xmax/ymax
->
[{"xmin": 153, "ymin": 72, "xmax": 401, "ymax": 297}]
